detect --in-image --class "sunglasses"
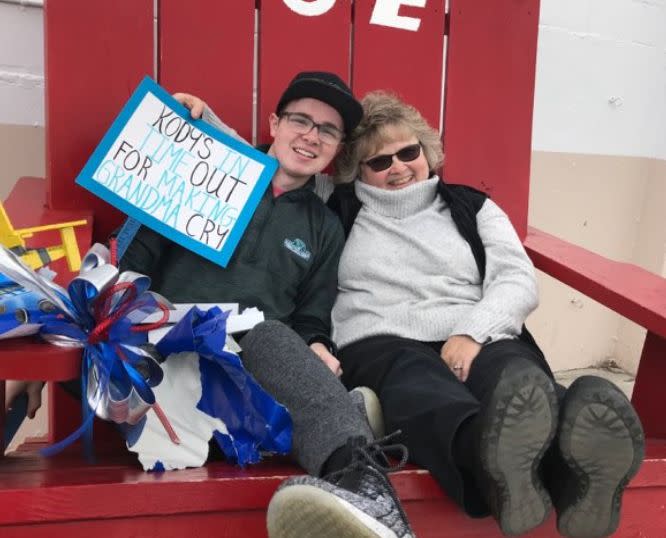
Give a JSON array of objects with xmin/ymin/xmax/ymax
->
[{"xmin": 362, "ymin": 143, "xmax": 422, "ymax": 172}]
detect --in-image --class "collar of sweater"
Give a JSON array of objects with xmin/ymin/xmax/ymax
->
[{"xmin": 354, "ymin": 175, "xmax": 441, "ymax": 219}]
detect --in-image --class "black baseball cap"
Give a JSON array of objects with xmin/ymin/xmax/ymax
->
[{"xmin": 276, "ymin": 71, "xmax": 363, "ymax": 137}]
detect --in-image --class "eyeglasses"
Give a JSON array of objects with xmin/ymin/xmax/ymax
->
[
  {"xmin": 362, "ymin": 143, "xmax": 422, "ymax": 172},
  {"xmin": 279, "ymin": 111, "xmax": 345, "ymax": 145}
]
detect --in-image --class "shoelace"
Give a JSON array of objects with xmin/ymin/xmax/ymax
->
[
  {"xmin": 325, "ymin": 431, "xmax": 413, "ymax": 534},
  {"xmin": 325, "ymin": 430, "xmax": 409, "ymax": 484},
  {"xmin": 356, "ymin": 430, "xmax": 409, "ymax": 473}
]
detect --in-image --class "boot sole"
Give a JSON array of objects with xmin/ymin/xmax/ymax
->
[
  {"xmin": 480, "ymin": 360, "xmax": 558, "ymax": 536},
  {"xmin": 267, "ymin": 484, "xmax": 399, "ymax": 538},
  {"xmin": 557, "ymin": 376, "xmax": 645, "ymax": 538}
]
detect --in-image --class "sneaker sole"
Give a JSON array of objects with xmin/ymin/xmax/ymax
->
[
  {"xmin": 557, "ymin": 377, "xmax": 645, "ymax": 538},
  {"xmin": 480, "ymin": 360, "xmax": 558, "ymax": 536},
  {"xmin": 267, "ymin": 484, "xmax": 399, "ymax": 538}
]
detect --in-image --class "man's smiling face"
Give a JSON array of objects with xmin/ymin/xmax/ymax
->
[{"xmin": 268, "ymin": 97, "xmax": 344, "ymax": 185}]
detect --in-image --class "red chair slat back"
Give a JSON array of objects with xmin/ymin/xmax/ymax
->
[
  {"xmin": 352, "ymin": 1, "xmax": 446, "ymax": 131},
  {"xmin": 45, "ymin": 0, "xmax": 153, "ymax": 240},
  {"xmin": 443, "ymin": 0, "xmax": 540, "ymax": 239},
  {"xmin": 45, "ymin": 1, "xmax": 537, "ymax": 242},
  {"xmin": 257, "ymin": 1, "xmax": 352, "ymax": 145},
  {"xmin": 159, "ymin": 0, "xmax": 255, "ymax": 143}
]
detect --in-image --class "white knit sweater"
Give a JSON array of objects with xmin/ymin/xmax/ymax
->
[{"xmin": 331, "ymin": 176, "xmax": 538, "ymax": 348}]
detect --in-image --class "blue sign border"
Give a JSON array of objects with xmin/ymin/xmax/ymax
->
[{"xmin": 75, "ymin": 76, "xmax": 278, "ymax": 267}]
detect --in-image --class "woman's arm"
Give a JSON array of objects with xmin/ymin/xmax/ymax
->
[{"xmin": 450, "ymin": 199, "xmax": 539, "ymax": 344}]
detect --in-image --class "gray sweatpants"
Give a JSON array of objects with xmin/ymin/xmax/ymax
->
[{"xmin": 239, "ymin": 320, "xmax": 372, "ymax": 476}]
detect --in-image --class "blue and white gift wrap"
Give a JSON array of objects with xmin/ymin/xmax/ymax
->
[
  {"xmin": 0, "ymin": 243, "xmax": 292, "ymax": 469},
  {"xmin": 0, "ymin": 272, "xmax": 61, "ymax": 338}
]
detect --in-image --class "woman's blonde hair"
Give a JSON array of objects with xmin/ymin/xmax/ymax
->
[{"xmin": 335, "ymin": 91, "xmax": 444, "ymax": 183}]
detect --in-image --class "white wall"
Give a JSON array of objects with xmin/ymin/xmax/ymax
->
[
  {"xmin": 0, "ymin": 2, "xmax": 45, "ymax": 200},
  {"xmin": 533, "ymin": 0, "xmax": 666, "ymax": 160},
  {"xmin": 529, "ymin": 0, "xmax": 666, "ymax": 375},
  {"xmin": 0, "ymin": 2, "xmax": 44, "ymax": 127}
]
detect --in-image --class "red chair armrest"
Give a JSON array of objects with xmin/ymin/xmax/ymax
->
[{"xmin": 524, "ymin": 226, "xmax": 666, "ymax": 337}]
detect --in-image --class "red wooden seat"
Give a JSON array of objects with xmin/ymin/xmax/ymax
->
[
  {"xmin": 2, "ymin": 442, "xmax": 665, "ymax": 537},
  {"xmin": 1, "ymin": 1, "xmax": 665, "ymax": 536}
]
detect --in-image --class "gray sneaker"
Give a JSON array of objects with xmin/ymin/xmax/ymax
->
[
  {"xmin": 350, "ymin": 386, "xmax": 385, "ymax": 440},
  {"xmin": 267, "ymin": 434, "xmax": 415, "ymax": 538}
]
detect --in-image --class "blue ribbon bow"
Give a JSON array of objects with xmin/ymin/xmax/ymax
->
[{"xmin": 0, "ymin": 243, "xmax": 172, "ymax": 458}]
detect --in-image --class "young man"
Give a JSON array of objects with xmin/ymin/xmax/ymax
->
[
  {"xmin": 5, "ymin": 72, "xmax": 410, "ymax": 538},
  {"xmin": 109, "ymin": 72, "xmax": 415, "ymax": 537}
]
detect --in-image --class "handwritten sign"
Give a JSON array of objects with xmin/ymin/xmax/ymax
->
[{"xmin": 76, "ymin": 77, "xmax": 278, "ymax": 267}]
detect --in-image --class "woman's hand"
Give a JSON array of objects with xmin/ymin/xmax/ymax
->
[
  {"xmin": 173, "ymin": 92, "xmax": 207, "ymax": 119},
  {"xmin": 309, "ymin": 342, "xmax": 342, "ymax": 377},
  {"xmin": 5, "ymin": 380, "xmax": 45, "ymax": 419},
  {"xmin": 440, "ymin": 335, "xmax": 482, "ymax": 382}
]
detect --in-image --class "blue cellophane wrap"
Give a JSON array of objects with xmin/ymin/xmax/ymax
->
[
  {"xmin": 0, "ymin": 274, "xmax": 61, "ymax": 338},
  {"xmin": 143, "ymin": 306, "xmax": 292, "ymax": 468},
  {"xmin": 0, "ymin": 244, "xmax": 292, "ymax": 469}
]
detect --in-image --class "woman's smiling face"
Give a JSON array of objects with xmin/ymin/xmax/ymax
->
[{"xmin": 359, "ymin": 125, "xmax": 430, "ymax": 191}]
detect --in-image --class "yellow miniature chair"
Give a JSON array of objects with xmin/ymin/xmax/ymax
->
[{"xmin": 0, "ymin": 201, "xmax": 87, "ymax": 272}]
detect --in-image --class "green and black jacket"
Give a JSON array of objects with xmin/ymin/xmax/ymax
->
[{"xmin": 120, "ymin": 177, "xmax": 345, "ymax": 350}]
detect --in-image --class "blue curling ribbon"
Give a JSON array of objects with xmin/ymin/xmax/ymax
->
[
  {"xmin": 115, "ymin": 217, "xmax": 142, "ymax": 261},
  {"xmin": 41, "ymin": 346, "xmax": 111, "ymax": 460},
  {"xmin": 155, "ymin": 307, "xmax": 292, "ymax": 466}
]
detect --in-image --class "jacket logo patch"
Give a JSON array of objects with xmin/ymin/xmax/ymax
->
[{"xmin": 283, "ymin": 238, "xmax": 311, "ymax": 261}]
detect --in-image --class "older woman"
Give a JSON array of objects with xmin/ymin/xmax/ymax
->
[{"xmin": 328, "ymin": 92, "xmax": 644, "ymax": 538}]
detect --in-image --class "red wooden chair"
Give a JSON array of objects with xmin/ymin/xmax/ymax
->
[{"xmin": 1, "ymin": 1, "xmax": 665, "ymax": 536}]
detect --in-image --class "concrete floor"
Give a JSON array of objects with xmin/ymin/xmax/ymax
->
[{"xmin": 554, "ymin": 365, "xmax": 635, "ymax": 399}]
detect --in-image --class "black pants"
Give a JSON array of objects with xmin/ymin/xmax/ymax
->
[{"xmin": 339, "ymin": 335, "xmax": 564, "ymax": 516}]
